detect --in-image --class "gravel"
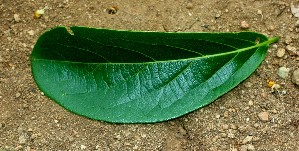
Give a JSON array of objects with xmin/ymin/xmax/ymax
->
[
  {"xmin": 258, "ymin": 112, "xmax": 269, "ymax": 122},
  {"xmin": 292, "ymin": 68, "xmax": 299, "ymax": 86},
  {"xmin": 276, "ymin": 48, "xmax": 286, "ymax": 58},
  {"xmin": 18, "ymin": 135, "xmax": 26, "ymax": 145},
  {"xmin": 277, "ymin": 67, "xmax": 290, "ymax": 79},
  {"xmin": 13, "ymin": 14, "xmax": 21, "ymax": 22},
  {"xmin": 240, "ymin": 21, "xmax": 250, "ymax": 29},
  {"xmin": 242, "ymin": 136, "xmax": 253, "ymax": 144}
]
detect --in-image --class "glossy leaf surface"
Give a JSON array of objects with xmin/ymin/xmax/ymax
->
[{"xmin": 30, "ymin": 26, "xmax": 278, "ymax": 123}]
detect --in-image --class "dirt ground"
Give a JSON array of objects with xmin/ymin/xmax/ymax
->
[{"xmin": 1, "ymin": 0, "xmax": 299, "ymax": 150}]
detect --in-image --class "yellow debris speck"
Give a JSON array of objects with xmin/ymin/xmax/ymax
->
[
  {"xmin": 267, "ymin": 81, "xmax": 275, "ymax": 87},
  {"xmin": 34, "ymin": 9, "xmax": 45, "ymax": 19}
]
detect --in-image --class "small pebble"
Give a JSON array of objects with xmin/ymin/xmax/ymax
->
[
  {"xmin": 215, "ymin": 13, "xmax": 221, "ymax": 18},
  {"xmin": 248, "ymin": 100, "xmax": 254, "ymax": 106},
  {"xmin": 281, "ymin": 90, "xmax": 287, "ymax": 95},
  {"xmin": 231, "ymin": 148, "xmax": 237, "ymax": 151},
  {"xmin": 277, "ymin": 67, "xmax": 290, "ymax": 79},
  {"xmin": 15, "ymin": 92, "xmax": 21, "ymax": 98},
  {"xmin": 292, "ymin": 68, "xmax": 299, "ymax": 86},
  {"xmin": 80, "ymin": 145, "xmax": 87, "ymax": 150},
  {"xmin": 268, "ymin": 25, "xmax": 275, "ymax": 31},
  {"xmin": 133, "ymin": 145, "xmax": 138, "ymax": 150},
  {"xmin": 285, "ymin": 35, "xmax": 292, "ymax": 44},
  {"xmin": 223, "ymin": 111, "xmax": 229, "ymax": 118},
  {"xmin": 286, "ymin": 45, "xmax": 298, "ymax": 56},
  {"xmin": 240, "ymin": 145, "xmax": 248, "ymax": 151},
  {"xmin": 28, "ymin": 30, "xmax": 35, "ymax": 36},
  {"xmin": 286, "ymin": 45, "xmax": 297, "ymax": 51},
  {"xmin": 276, "ymin": 48, "xmax": 285, "ymax": 58},
  {"xmin": 242, "ymin": 136, "xmax": 253, "ymax": 144},
  {"xmin": 247, "ymin": 144, "xmax": 255, "ymax": 151},
  {"xmin": 222, "ymin": 124, "xmax": 229, "ymax": 130},
  {"xmin": 244, "ymin": 82, "xmax": 252, "ymax": 88},
  {"xmin": 227, "ymin": 130, "xmax": 235, "ymax": 138},
  {"xmin": 18, "ymin": 135, "xmax": 26, "ymax": 145},
  {"xmin": 296, "ymin": 20, "xmax": 299, "ymax": 27},
  {"xmin": 220, "ymin": 133, "xmax": 227, "ymax": 138},
  {"xmin": 240, "ymin": 21, "xmax": 250, "ymax": 29},
  {"xmin": 252, "ymin": 136, "xmax": 260, "ymax": 142},
  {"xmin": 186, "ymin": 2, "xmax": 194, "ymax": 9},
  {"xmin": 15, "ymin": 146, "xmax": 23, "ymax": 151},
  {"xmin": 230, "ymin": 124, "xmax": 237, "ymax": 130},
  {"xmin": 14, "ymin": 14, "xmax": 21, "ymax": 22},
  {"xmin": 253, "ymin": 123, "xmax": 260, "ymax": 128},
  {"xmin": 215, "ymin": 114, "xmax": 221, "ymax": 118},
  {"xmin": 258, "ymin": 112, "xmax": 269, "ymax": 122}
]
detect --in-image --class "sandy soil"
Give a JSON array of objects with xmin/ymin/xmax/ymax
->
[{"xmin": 1, "ymin": 0, "xmax": 299, "ymax": 150}]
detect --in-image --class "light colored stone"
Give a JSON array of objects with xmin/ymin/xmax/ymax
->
[
  {"xmin": 15, "ymin": 92, "xmax": 21, "ymax": 98},
  {"xmin": 241, "ymin": 21, "xmax": 250, "ymax": 29},
  {"xmin": 276, "ymin": 48, "xmax": 285, "ymax": 58},
  {"xmin": 286, "ymin": 45, "xmax": 299, "ymax": 56},
  {"xmin": 292, "ymin": 68, "xmax": 299, "ymax": 86},
  {"xmin": 230, "ymin": 124, "xmax": 237, "ymax": 130},
  {"xmin": 247, "ymin": 144, "xmax": 255, "ymax": 151},
  {"xmin": 14, "ymin": 14, "xmax": 20, "ymax": 22},
  {"xmin": 242, "ymin": 136, "xmax": 253, "ymax": 144},
  {"xmin": 285, "ymin": 35, "xmax": 292, "ymax": 44},
  {"xmin": 240, "ymin": 145, "xmax": 248, "ymax": 151},
  {"xmin": 277, "ymin": 67, "xmax": 290, "ymax": 79},
  {"xmin": 220, "ymin": 133, "xmax": 227, "ymax": 138},
  {"xmin": 245, "ymin": 82, "xmax": 253, "ymax": 88},
  {"xmin": 18, "ymin": 135, "xmax": 26, "ymax": 144},
  {"xmin": 268, "ymin": 25, "xmax": 275, "ymax": 31},
  {"xmin": 28, "ymin": 30, "xmax": 34, "ymax": 36},
  {"xmin": 291, "ymin": 3, "xmax": 299, "ymax": 17},
  {"xmin": 286, "ymin": 45, "xmax": 297, "ymax": 51},
  {"xmin": 80, "ymin": 145, "xmax": 87, "ymax": 150},
  {"xmin": 296, "ymin": 20, "xmax": 299, "ymax": 27},
  {"xmin": 231, "ymin": 148, "xmax": 238, "ymax": 151},
  {"xmin": 227, "ymin": 129, "xmax": 235, "ymax": 138},
  {"xmin": 222, "ymin": 124, "xmax": 229, "ymax": 130},
  {"xmin": 258, "ymin": 112, "xmax": 269, "ymax": 122},
  {"xmin": 186, "ymin": 2, "xmax": 193, "ymax": 9},
  {"xmin": 15, "ymin": 146, "xmax": 23, "ymax": 151}
]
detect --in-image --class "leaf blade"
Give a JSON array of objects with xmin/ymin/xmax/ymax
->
[{"xmin": 30, "ymin": 26, "xmax": 278, "ymax": 123}]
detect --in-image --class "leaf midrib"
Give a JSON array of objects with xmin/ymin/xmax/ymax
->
[{"xmin": 32, "ymin": 37, "xmax": 275, "ymax": 65}]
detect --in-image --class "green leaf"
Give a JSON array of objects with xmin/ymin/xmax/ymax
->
[{"xmin": 30, "ymin": 26, "xmax": 278, "ymax": 123}]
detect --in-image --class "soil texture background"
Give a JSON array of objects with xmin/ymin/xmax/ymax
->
[{"xmin": 0, "ymin": 0, "xmax": 299, "ymax": 150}]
